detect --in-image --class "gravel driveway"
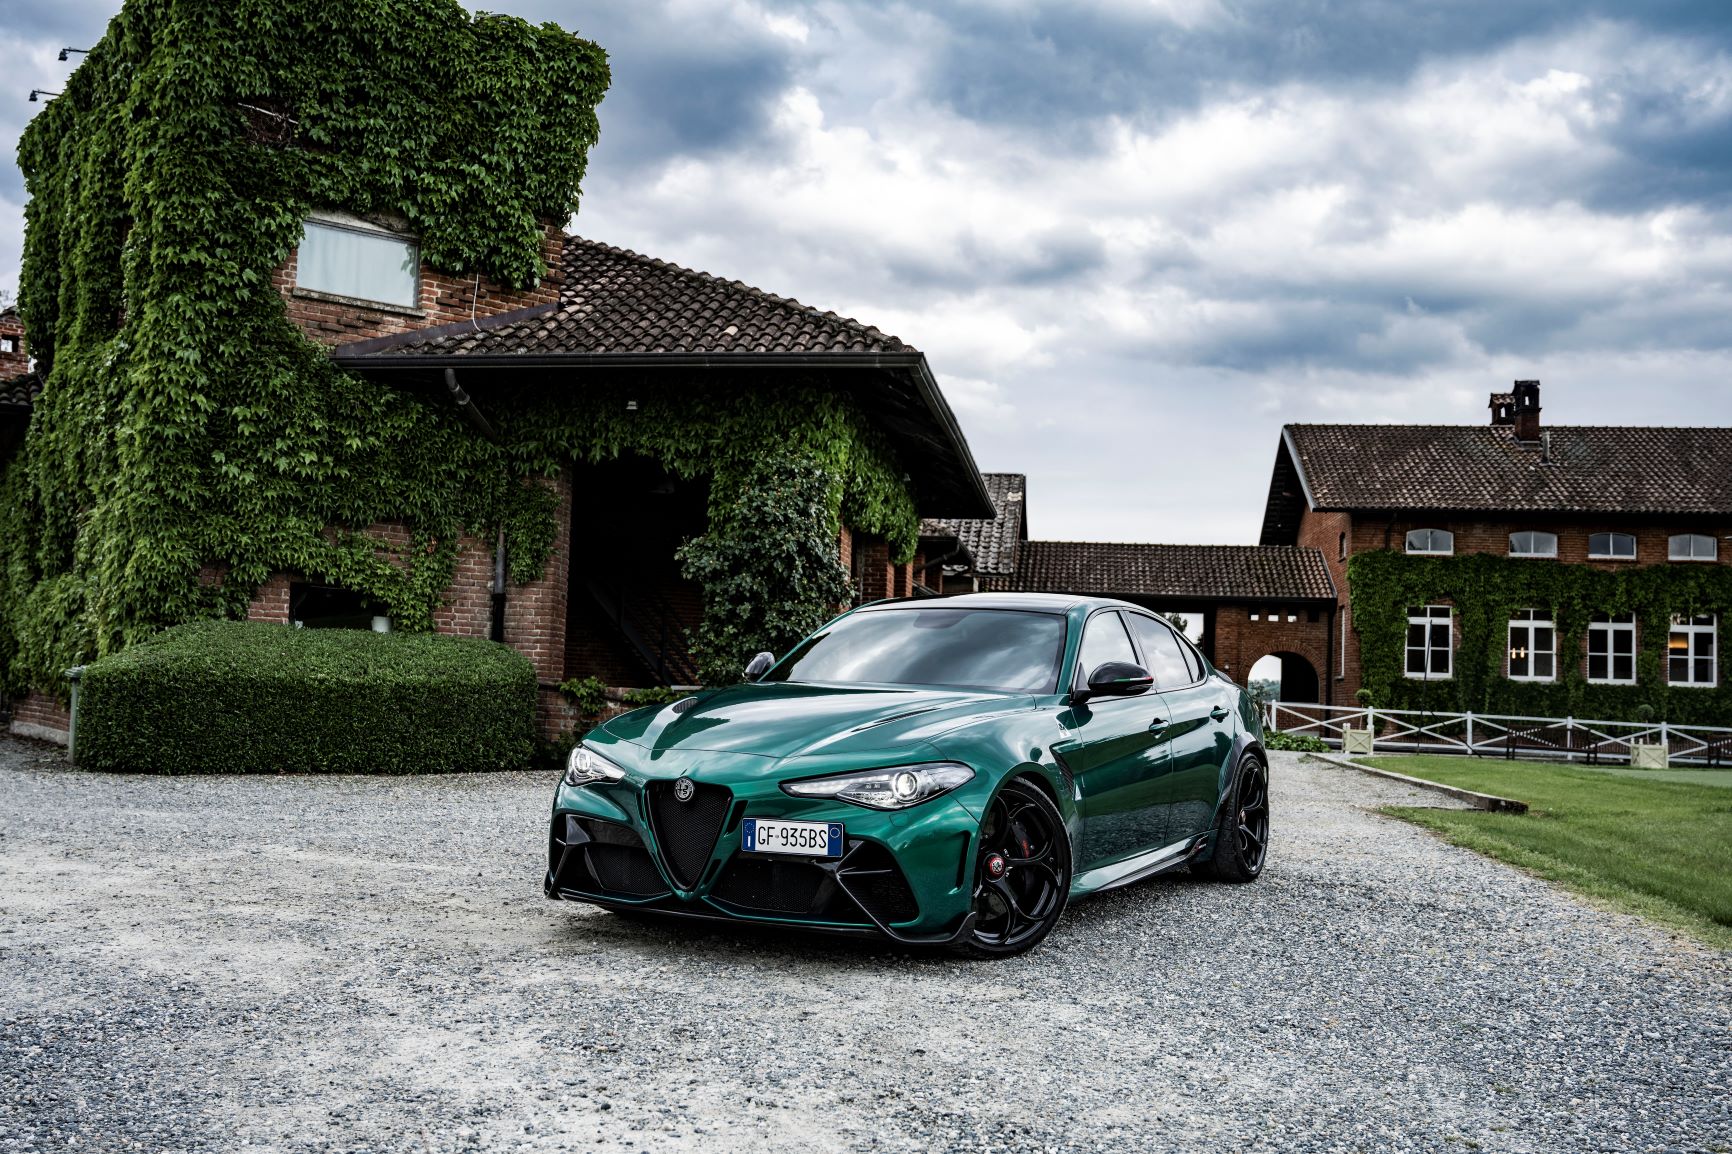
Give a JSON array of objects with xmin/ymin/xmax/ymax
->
[{"xmin": 2, "ymin": 737, "xmax": 1727, "ymax": 1154}]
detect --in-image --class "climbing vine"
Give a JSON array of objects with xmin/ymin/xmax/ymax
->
[
  {"xmin": 1348, "ymin": 550, "xmax": 1732, "ymax": 725},
  {"xmin": 1, "ymin": 0, "xmax": 918, "ymax": 699}
]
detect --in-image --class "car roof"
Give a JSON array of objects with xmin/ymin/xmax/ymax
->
[{"xmin": 856, "ymin": 592, "xmax": 1140, "ymax": 614}]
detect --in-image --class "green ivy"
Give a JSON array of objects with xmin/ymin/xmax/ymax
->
[
  {"xmin": 1, "ymin": 0, "xmax": 919, "ymax": 700},
  {"xmin": 1348, "ymin": 550, "xmax": 1732, "ymax": 725}
]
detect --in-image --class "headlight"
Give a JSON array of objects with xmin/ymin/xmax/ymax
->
[
  {"xmin": 780, "ymin": 762, "xmax": 974, "ymax": 810},
  {"xmin": 564, "ymin": 744, "xmax": 627, "ymax": 788}
]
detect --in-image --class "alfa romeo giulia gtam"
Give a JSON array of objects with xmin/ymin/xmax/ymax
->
[{"xmin": 545, "ymin": 593, "xmax": 1270, "ymax": 956}]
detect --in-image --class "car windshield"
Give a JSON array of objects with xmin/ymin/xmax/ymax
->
[{"xmin": 763, "ymin": 607, "xmax": 1068, "ymax": 694}]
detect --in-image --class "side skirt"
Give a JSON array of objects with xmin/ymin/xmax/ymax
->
[{"xmin": 1069, "ymin": 834, "xmax": 1211, "ymax": 898}]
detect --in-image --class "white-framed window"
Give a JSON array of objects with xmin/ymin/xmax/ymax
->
[
  {"xmin": 1509, "ymin": 531, "xmax": 1558, "ymax": 558},
  {"xmin": 296, "ymin": 217, "xmax": 420, "ymax": 308},
  {"xmin": 1404, "ymin": 528, "xmax": 1454, "ymax": 555},
  {"xmin": 1338, "ymin": 531, "xmax": 1347, "ymax": 561},
  {"xmin": 1588, "ymin": 532, "xmax": 1637, "ymax": 560},
  {"xmin": 0, "ymin": 336, "xmax": 16, "ymax": 354},
  {"xmin": 1669, "ymin": 534, "xmax": 1718, "ymax": 562},
  {"xmin": 1587, "ymin": 612, "xmax": 1637, "ymax": 684},
  {"xmin": 1669, "ymin": 614, "xmax": 1717, "ymax": 687},
  {"xmin": 1405, "ymin": 605, "xmax": 1452, "ymax": 679},
  {"xmin": 1507, "ymin": 609, "xmax": 1556, "ymax": 681}
]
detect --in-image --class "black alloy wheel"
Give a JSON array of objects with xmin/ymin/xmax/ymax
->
[
  {"xmin": 957, "ymin": 778, "xmax": 1071, "ymax": 957},
  {"xmin": 1195, "ymin": 751, "xmax": 1269, "ymax": 883}
]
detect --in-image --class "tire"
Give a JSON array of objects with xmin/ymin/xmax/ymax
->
[
  {"xmin": 1193, "ymin": 751, "xmax": 1270, "ymax": 883},
  {"xmin": 953, "ymin": 777, "xmax": 1072, "ymax": 958}
]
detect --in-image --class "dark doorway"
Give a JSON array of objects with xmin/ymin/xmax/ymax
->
[{"xmin": 565, "ymin": 455, "xmax": 710, "ymax": 686}]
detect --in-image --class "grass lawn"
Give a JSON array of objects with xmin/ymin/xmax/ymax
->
[{"xmin": 1362, "ymin": 754, "xmax": 1732, "ymax": 950}]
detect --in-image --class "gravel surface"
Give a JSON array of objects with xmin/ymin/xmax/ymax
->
[{"xmin": 2, "ymin": 736, "xmax": 1728, "ymax": 1154}]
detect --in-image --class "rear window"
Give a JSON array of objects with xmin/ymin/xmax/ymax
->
[{"xmin": 764, "ymin": 608, "xmax": 1067, "ymax": 694}]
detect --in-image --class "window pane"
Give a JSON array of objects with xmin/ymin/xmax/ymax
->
[
  {"xmin": 1535, "ymin": 652, "xmax": 1554, "ymax": 678},
  {"xmin": 1076, "ymin": 612, "xmax": 1137, "ymax": 685},
  {"xmin": 298, "ymin": 220, "xmax": 419, "ymax": 307},
  {"xmin": 1697, "ymin": 658, "xmax": 1714, "ymax": 683},
  {"xmin": 1128, "ymin": 614, "xmax": 1192, "ymax": 688},
  {"xmin": 1406, "ymin": 646, "xmax": 1426, "ymax": 674},
  {"xmin": 1670, "ymin": 534, "xmax": 1716, "ymax": 560},
  {"xmin": 1589, "ymin": 653, "xmax": 1607, "ymax": 680},
  {"xmin": 1431, "ymin": 648, "xmax": 1449, "ymax": 674},
  {"xmin": 1614, "ymin": 653, "xmax": 1634, "ymax": 681}
]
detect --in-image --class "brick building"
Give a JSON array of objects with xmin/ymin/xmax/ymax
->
[
  {"xmin": 1259, "ymin": 382, "xmax": 1732, "ymax": 706},
  {"xmin": 4, "ymin": 235, "xmax": 994, "ymax": 743}
]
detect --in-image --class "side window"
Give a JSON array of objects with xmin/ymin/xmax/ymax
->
[
  {"xmin": 1128, "ymin": 614, "xmax": 1194, "ymax": 688},
  {"xmin": 1075, "ymin": 611, "xmax": 1136, "ymax": 688}
]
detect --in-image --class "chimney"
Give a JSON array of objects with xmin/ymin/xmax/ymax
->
[
  {"xmin": 1488, "ymin": 392, "xmax": 1515, "ymax": 426},
  {"xmin": 1511, "ymin": 379, "xmax": 1541, "ymax": 442},
  {"xmin": 0, "ymin": 310, "xmax": 26, "ymax": 381}
]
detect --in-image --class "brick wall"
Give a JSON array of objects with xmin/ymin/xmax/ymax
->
[
  {"xmin": 1211, "ymin": 604, "xmax": 1334, "ymax": 702},
  {"xmin": 0, "ymin": 310, "xmax": 26, "ymax": 379},
  {"xmin": 8, "ymin": 690, "xmax": 70, "ymax": 744},
  {"xmin": 277, "ymin": 224, "xmax": 565, "ymax": 348}
]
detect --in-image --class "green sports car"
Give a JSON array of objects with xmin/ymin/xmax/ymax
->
[{"xmin": 545, "ymin": 593, "xmax": 1270, "ymax": 956}]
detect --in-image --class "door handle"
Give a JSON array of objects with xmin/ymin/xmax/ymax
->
[
  {"xmin": 1148, "ymin": 718, "xmax": 1169, "ymax": 733},
  {"xmin": 1210, "ymin": 706, "xmax": 1231, "ymax": 722}
]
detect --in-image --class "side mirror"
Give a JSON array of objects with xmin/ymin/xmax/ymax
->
[
  {"xmin": 1077, "ymin": 661, "xmax": 1154, "ymax": 703},
  {"xmin": 743, "ymin": 651, "xmax": 775, "ymax": 682}
]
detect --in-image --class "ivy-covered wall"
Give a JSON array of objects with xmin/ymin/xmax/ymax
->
[
  {"xmin": 3, "ymin": 0, "xmax": 919, "ymax": 699},
  {"xmin": 1348, "ymin": 550, "xmax": 1732, "ymax": 725}
]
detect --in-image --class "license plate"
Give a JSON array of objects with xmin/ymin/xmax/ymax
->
[{"xmin": 741, "ymin": 818, "xmax": 843, "ymax": 857}]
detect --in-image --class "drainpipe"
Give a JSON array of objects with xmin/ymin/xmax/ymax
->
[
  {"xmin": 444, "ymin": 368, "xmax": 498, "ymax": 441},
  {"xmin": 444, "ymin": 369, "xmax": 507, "ymax": 642},
  {"xmin": 65, "ymin": 665, "xmax": 85, "ymax": 764}
]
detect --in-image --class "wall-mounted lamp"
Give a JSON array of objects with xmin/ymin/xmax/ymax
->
[
  {"xmin": 59, "ymin": 47, "xmax": 90, "ymax": 61},
  {"xmin": 28, "ymin": 90, "xmax": 60, "ymax": 102},
  {"xmin": 625, "ymin": 399, "xmax": 639, "ymax": 412}
]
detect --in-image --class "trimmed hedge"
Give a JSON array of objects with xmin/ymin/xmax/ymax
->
[{"xmin": 77, "ymin": 620, "xmax": 536, "ymax": 774}]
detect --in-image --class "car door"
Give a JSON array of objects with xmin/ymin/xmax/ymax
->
[
  {"xmin": 1056, "ymin": 610, "xmax": 1174, "ymax": 870},
  {"xmin": 1126, "ymin": 613, "xmax": 1235, "ymax": 845}
]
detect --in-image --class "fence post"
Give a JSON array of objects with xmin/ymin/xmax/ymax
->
[
  {"xmin": 1466, "ymin": 711, "xmax": 1475, "ymax": 755},
  {"xmin": 1565, "ymin": 716, "xmax": 1575, "ymax": 763},
  {"xmin": 1660, "ymin": 719, "xmax": 1669, "ymax": 757}
]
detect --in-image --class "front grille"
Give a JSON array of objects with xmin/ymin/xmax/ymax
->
[
  {"xmin": 647, "ymin": 780, "xmax": 732, "ymax": 889},
  {"xmin": 839, "ymin": 842, "xmax": 920, "ymax": 925},
  {"xmin": 549, "ymin": 815, "xmax": 666, "ymax": 898}
]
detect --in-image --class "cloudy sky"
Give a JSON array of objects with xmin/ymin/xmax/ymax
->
[{"xmin": 6, "ymin": 1, "xmax": 1732, "ymax": 544}]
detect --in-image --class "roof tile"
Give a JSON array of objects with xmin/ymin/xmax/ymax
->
[
  {"xmin": 920, "ymin": 472, "xmax": 1025, "ymax": 575},
  {"xmin": 1015, "ymin": 541, "xmax": 1336, "ymax": 602},
  {"xmin": 1287, "ymin": 424, "xmax": 1732, "ymax": 514},
  {"xmin": 347, "ymin": 237, "xmax": 912, "ymax": 358}
]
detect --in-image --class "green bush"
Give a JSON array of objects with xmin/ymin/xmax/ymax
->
[
  {"xmin": 1264, "ymin": 731, "xmax": 1330, "ymax": 753},
  {"xmin": 77, "ymin": 620, "xmax": 536, "ymax": 774}
]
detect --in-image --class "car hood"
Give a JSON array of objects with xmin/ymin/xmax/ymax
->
[{"xmin": 599, "ymin": 681, "xmax": 1036, "ymax": 764}]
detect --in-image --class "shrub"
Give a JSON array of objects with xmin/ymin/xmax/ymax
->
[
  {"xmin": 1264, "ymin": 730, "xmax": 1329, "ymax": 753},
  {"xmin": 77, "ymin": 620, "xmax": 535, "ymax": 774}
]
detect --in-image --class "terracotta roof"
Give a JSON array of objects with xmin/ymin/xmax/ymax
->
[
  {"xmin": 1015, "ymin": 541, "xmax": 1336, "ymax": 602},
  {"xmin": 920, "ymin": 472, "xmax": 1025, "ymax": 576},
  {"xmin": 0, "ymin": 371, "xmax": 41, "ymax": 411},
  {"xmin": 338, "ymin": 236, "xmax": 911, "ymax": 358},
  {"xmin": 1287, "ymin": 423, "xmax": 1732, "ymax": 515}
]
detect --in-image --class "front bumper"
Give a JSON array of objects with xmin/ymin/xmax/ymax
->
[{"xmin": 545, "ymin": 772, "xmax": 981, "ymax": 944}]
